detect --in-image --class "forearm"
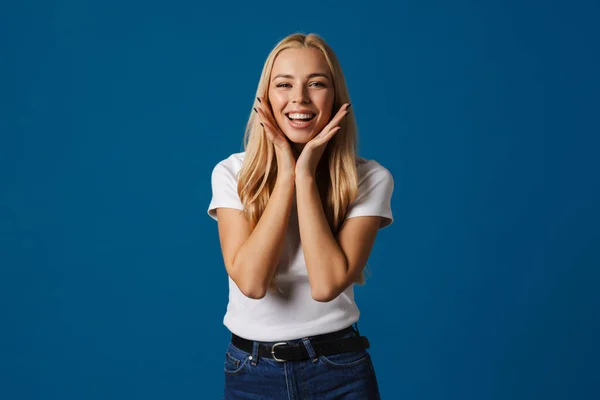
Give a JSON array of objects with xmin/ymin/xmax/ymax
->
[
  {"xmin": 295, "ymin": 175, "xmax": 348, "ymax": 301},
  {"xmin": 233, "ymin": 173, "xmax": 295, "ymax": 298}
]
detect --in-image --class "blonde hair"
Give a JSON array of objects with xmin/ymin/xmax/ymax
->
[{"xmin": 238, "ymin": 33, "xmax": 367, "ymax": 285}]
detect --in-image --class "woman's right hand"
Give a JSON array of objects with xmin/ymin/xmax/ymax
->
[{"xmin": 255, "ymin": 97, "xmax": 296, "ymax": 178}]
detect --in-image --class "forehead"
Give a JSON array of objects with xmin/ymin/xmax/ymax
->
[{"xmin": 271, "ymin": 47, "xmax": 330, "ymax": 76}]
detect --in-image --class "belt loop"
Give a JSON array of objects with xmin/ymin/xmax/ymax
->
[
  {"xmin": 301, "ymin": 338, "xmax": 318, "ymax": 363},
  {"xmin": 250, "ymin": 340, "xmax": 259, "ymax": 366}
]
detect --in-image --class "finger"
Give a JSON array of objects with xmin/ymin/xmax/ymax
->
[
  {"xmin": 255, "ymin": 102, "xmax": 281, "ymax": 134},
  {"xmin": 260, "ymin": 117, "xmax": 288, "ymax": 147},
  {"xmin": 324, "ymin": 125, "xmax": 342, "ymax": 140},
  {"xmin": 256, "ymin": 97, "xmax": 278, "ymax": 125},
  {"xmin": 260, "ymin": 122, "xmax": 275, "ymax": 142},
  {"xmin": 257, "ymin": 112, "xmax": 283, "ymax": 144},
  {"xmin": 310, "ymin": 126, "xmax": 341, "ymax": 148},
  {"xmin": 260, "ymin": 119, "xmax": 278, "ymax": 142},
  {"xmin": 257, "ymin": 96, "xmax": 271, "ymax": 108},
  {"xmin": 330, "ymin": 102, "xmax": 351, "ymax": 123},
  {"xmin": 318, "ymin": 114, "xmax": 345, "ymax": 141},
  {"xmin": 329, "ymin": 103, "xmax": 351, "ymax": 127},
  {"xmin": 254, "ymin": 98, "xmax": 290, "ymax": 148}
]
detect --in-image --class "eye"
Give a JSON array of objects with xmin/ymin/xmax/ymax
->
[
  {"xmin": 276, "ymin": 83, "xmax": 291, "ymax": 88},
  {"xmin": 310, "ymin": 81, "xmax": 326, "ymax": 87}
]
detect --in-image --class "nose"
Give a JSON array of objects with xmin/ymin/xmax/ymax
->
[{"xmin": 292, "ymin": 85, "xmax": 310, "ymax": 104}]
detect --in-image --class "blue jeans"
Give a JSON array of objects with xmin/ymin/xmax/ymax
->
[{"xmin": 223, "ymin": 326, "xmax": 381, "ymax": 399}]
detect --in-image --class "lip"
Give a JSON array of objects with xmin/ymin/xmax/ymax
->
[
  {"xmin": 285, "ymin": 110, "xmax": 316, "ymax": 115},
  {"xmin": 287, "ymin": 116, "xmax": 315, "ymax": 130}
]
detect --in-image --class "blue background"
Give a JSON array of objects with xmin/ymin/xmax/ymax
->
[{"xmin": 2, "ymin": 0, "xmax": 599, "ymax": 399}]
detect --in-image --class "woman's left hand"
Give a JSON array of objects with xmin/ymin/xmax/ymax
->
[{"xmin": 295, "ymin": 103, "xmax": 351, "ymax": 180}]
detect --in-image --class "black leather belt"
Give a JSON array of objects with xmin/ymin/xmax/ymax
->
[{"xmin": 231, "ymin": 326, "xmax": 370, "ymax": 362}]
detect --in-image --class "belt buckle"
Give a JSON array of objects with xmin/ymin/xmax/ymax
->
[{"xmin": 271, "ymin": 342, "xmax": 288, "ymax": 362}]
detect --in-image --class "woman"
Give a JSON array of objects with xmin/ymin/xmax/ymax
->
[{"xmin": 208, "ymin": 33, "xmax": 393, "ymax": 399}]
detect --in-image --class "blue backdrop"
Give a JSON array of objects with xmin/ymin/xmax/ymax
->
[{"xmin": 2, "ymin": 0, "xmax": 599, "ymax": 399}]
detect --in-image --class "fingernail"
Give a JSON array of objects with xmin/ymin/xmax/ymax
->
[
  {"xmin": 260, "ymin": 122, "xmax": 264, "ymax": 127},
  {"xmin": 254, "ymin": 107, "xmax": 258, "ymax": 113},
  {"xmin": 347, "ymin": 103, "xmax": 352, "ymax": 109},
  {"xmin": 257, "ymin": 97, "xmax": 261, "ymax": 103}
]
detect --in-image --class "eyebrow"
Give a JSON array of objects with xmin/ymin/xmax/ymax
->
[{"xmin": 271, "ymin": 73, "xmax": 330, "ymax": 81}]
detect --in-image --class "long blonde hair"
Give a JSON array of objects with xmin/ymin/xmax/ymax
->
[{"xmin": 238, "ymin": 33, "xmax": 366, "ymax": 284}]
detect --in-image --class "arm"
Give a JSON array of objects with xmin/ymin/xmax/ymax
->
[
  {"xmin": 295, "ymin": 175, "xmax": 381, "ymax": 302},
  {"xmin": 217, "ymin": 98, "xmax": 297, "ymax": 299},
  {"xmin": 216, "ymin": 172, "xmax": 294, "ymax": 299}
]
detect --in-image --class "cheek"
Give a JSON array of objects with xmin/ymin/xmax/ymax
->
[
  {"xmin": 319, "ymin": 103, "xmax": 334, "ymax": 124},
  {"xmin": 267, "ymin": 92, "xmax": 286, "ymax": 112},
  {"xmin": 316, "ymin": 92, "xmax": 335, "ymax": 115}
]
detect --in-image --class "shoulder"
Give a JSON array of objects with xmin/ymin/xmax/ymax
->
[
  {"xmin": 214, "ymin": 151, "xmax": 246, "ymax": 170},
  {"xmin": 346, "ymin": 156, "xmax": 394, "ymax": 227},
  {"xmin": 208, "ymin": 152, "xmax": 246, "ymax": 219},
  {"xmin": 356, "ymin": 156, "xmax": 394, "ymax": 186},
  {"xmin": 212, "ymin": 152, "xmax": 246, "ymax": 179}
]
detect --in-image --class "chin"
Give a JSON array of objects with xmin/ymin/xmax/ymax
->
[
  {"xmin": 283, "ymin": 130, "xmax": 318, "ymax": 144},
  {"xmin": 287, "ymin": 136, "xmax": 311, "ymax": 144}
]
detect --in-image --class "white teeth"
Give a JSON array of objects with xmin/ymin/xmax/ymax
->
[{"xmin": 288, "ymin": 113, "xmax": 314, "ymax": 120}]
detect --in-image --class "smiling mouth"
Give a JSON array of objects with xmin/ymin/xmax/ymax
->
[{"xmin": 286, "ymin": 113, "xmax": 316, "ymax": 122}]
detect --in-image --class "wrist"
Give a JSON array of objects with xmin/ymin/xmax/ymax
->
[
  {"xmin": 295, "ymin": 172, "xmax": 316, "ymax": 185},
  {"xmin": 274, "ymin": 147, "xmax": 296, "ymax": 173},
  {"xmin": 276, "ymin": 169, "xmax": 296, "ymax": 185}
]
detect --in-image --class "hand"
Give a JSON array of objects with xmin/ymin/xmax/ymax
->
[
  {"xmin": 255, "ymin": 97, "xmax": 296, "ymax": 177},
  {"xmin": 295, "ymin": 103, "xmax": 351, "ymax": 180}
]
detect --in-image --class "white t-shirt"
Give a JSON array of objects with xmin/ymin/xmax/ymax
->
[{"xmin": 208, "ymin": 152, "xmax": 394, "ymax": 341}]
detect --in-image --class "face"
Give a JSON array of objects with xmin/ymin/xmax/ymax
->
[{"xmin": 267, "ymin": 47, "xmax": 335, "ymax": 152}]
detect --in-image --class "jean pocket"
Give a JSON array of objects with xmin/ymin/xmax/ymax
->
[
  {"xmin": 223, "ymin": 346, "xmax": 250, "ymax": 376},
  {"xmin": 318, "ymin": 349, "xmax": 369, "ymax": 368}
]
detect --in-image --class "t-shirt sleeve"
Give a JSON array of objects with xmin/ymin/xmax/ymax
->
[
  {"xmin": 207, "ymin": 160, "xmax": 244, "ymax": 221},
  {"xmin": 345, "ymin": 162, "xmax": 394, "ymax": 228}
]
